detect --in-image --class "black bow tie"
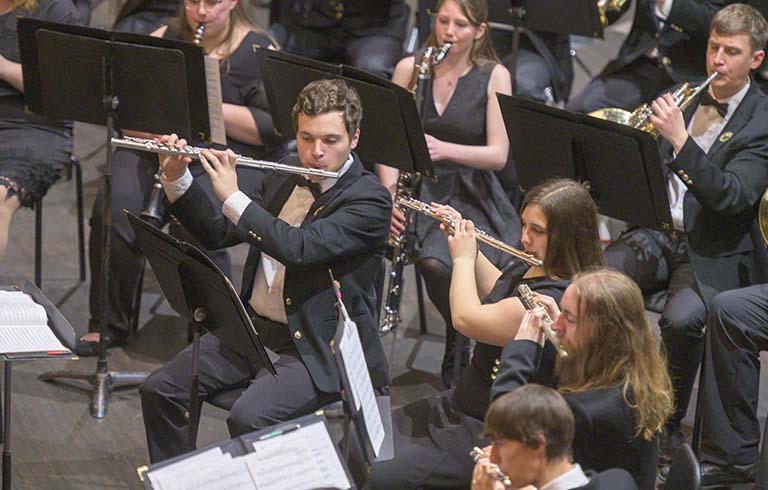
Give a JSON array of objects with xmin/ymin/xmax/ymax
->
[
  {"xmin": 295, "ymin": 176, "xmax": 321, "ymax": 198},
  {"xmin": 699, "ymin": 91, "xmax": 728, "ymax": 118}
]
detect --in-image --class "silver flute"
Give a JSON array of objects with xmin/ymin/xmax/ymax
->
[
  {"xmin": 517, "ymin": 283, "xmax": 568, "ymax": 358},
  {"xmin": 111, "ymin": 136, "xmax": 340, "ymax": 179},
  {"xmin": 397, "ymin": 197, "xmax": 543, "ymax": 268},
  {"xmin": 470, "ymin": 447, "xmax": 511, "ymax": 489}
]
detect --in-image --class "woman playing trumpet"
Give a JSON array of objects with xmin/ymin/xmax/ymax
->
[
  {"xmin": 366, "ymin": 178, "xmax": 605, "ymax": 490},
  {"xmin": 79, "ymin": 0, "xmax": 283, "ymax": 354}
]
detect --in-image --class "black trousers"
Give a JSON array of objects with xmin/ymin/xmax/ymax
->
[
  {"xmin": 701, "ymin": 283, "xmax": 768, "ymax": 467},
  {"xmin": 268, "ymin": 8, "xmax": 408, "ymax": 80},
  {"xmin": 502, "ymin": 48, "xmax": 557, "ymax": 103},
  {"xmin": 566, "ymin": 57, "xmax": 674, "ymax": 113},
  {"xmin": 140, "ymin": 315, "xmax": 338, "ymax": 463},
  {"xmin": 605, "ymin": 227, "xmax": 707, "ymax": 427},
  {"xmin": 88, "ymin": 148, "xmax": 235, "ymax": 336}
]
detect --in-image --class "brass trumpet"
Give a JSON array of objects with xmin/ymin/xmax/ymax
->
[
  {"xmin": 590, "ymin": 72, "xmax": 718, "ymax": 138},
  {"xmin": 518, "ymin": 284, "xmax": 568, "ymax": 358},
  {"xmin": 397, "ymin": 197, "xmax": 543, "ymax": 268}
]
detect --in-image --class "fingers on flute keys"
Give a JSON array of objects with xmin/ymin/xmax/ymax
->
[{"xmin": 156, "ymin": 133, "xmax": 190, "ymax": 181}]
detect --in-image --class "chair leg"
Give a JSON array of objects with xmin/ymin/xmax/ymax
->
[
  {"xmin": 415, "ymin": 267, "xmax": 428, "ymax": 335},
  {"xmin": 129, "ymin": 260, "xmax": 146, "ymax": 338},
  {"xmin": 72, "ymin": 158, "xmax": 86, "ymax": 281},
  {"xmin": 35, "ymin": 200, "xmax": 43, "ymax": 288}
]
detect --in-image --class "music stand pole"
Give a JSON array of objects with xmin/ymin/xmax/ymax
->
[{"xmin": 38, "ymin": 54, "xmax": 148, "ymax": 419}]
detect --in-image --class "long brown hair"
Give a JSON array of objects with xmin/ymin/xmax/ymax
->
[
  {"xmin": 556, "ymin": 268, "xmax": 674, "ymax": 441},
  {"xmin": 522, "ymin": 179, "xmax": 605, "ymax": 279},
  {"xmin": 424, "ymin": 0, "xmax": 498, "ymax": 65},
  {"xmin": 170, "ymin": 0, "xmax": 276, "ymax": 62}
]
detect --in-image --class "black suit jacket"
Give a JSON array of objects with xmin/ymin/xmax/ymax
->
[
  {"xmin": 576, "ymin": 469, "xmax": 638, "ymax": 490},
  {"xmin": 658, "ymin": 79, "xmax": 768, "ymax": 303},
  {"xmin": 170, "ymin": 153, "xmax": 392, "ymax": 393},
  {"xmin": 602, "ymin": 0, "xmax": 732, "ymax": 83},
  {"xmin": 490, "ymin": 341, "xmax": 658, "ymax": 490},
  {"xmin": 524, "ymin": 31, "xmax": 573, "ymax": 102}
]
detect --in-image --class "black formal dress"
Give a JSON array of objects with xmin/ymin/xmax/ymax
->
[
  {"xmin": 700, "ymin": 283, "xmax": 768, "ymax": 469},
  {"xmin": 87, "ymin": 29, "xmax": 285, "ymax": 339},
  {"xmin": 140, "ymin": 153, "xmax": 391, "ymax": 462},
  {"xmin": 413, "ymin": 60, "xmax": 521, "ymax": 270},
  {"xmin": 268, "ymin": 0, "xmax": 409, "ymax": 78},
  {"xmin": 366, "ymin": 263, "xmax": 566, "ymax": 490},
  {"xmin": 567, "ymin": 0, "xmax": 734, "ymax": 113},
  {"xmin": 605, "ymin": 80, "xmax": 768, "ymax": 428},
  {"xmin": 491, "ymin": 342, "xmax": 659, "ymax": 490},
  {"xmin": 0, "ymin": 0, "xmax": 79, "ymax": 208}
]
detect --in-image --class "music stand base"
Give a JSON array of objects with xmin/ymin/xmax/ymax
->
[{"xmin": 38, "ymin": 369, "xmax": 148, "ymax": 418}]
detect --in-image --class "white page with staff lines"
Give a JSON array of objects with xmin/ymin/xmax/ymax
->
[{"xmin": 0, "ymin": 291, "xmax": 67, "ymax": 353}]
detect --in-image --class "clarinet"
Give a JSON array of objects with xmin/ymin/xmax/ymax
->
[
  {"xmin": 140, "ymin": 23, "xmax": 206, "ymax": 226},
  {"xmin": 378, "ymin": 42, "xmax": 451, "ymax": 335}
]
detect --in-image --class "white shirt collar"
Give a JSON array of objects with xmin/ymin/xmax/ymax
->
[
  {"xmin": 315, "ymin": 153, "xmax": 354, "ymax": 194},
  {"xmin": 540, "ymin": 464, "xmax": 590, "ymax": 490}
]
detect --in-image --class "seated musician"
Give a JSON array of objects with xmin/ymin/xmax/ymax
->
[
  {"xmin": 139, "ymin": 79, "xmax": 391, "ymax": 462},
  {"xmin": 491, "ymin": 269, "xmax": 674, "ymax": 490},
  {"xmin": 602, "ymin": 3, "xmax": 768, "ymax": 461},
  {"xmin": 472, "ymin": 384, "xmax": 638, "ymax": 490},
  {"xmin": 366, "ymin": 178, "xmax": 605, "ymax": 490},
  {"xmin": 0, "ymin": 0, "xmax": 80, "ymax": 258},
  {"xmin": 567, "ymin": 0, "xmax": 727, "ymax": 114},
  {"xmin": 268, "ymin": 0, "xmax": 409, "ymax": 79},
  {"xmin": 78, "ymin": 0, "xmax": 285, "ymax": 355},
  {"xmin": 696, "ymin": 282, "xmax": 768, "ymax": 487}
]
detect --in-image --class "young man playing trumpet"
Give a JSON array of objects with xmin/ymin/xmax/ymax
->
[
  {"xmin": 603, "ymin": 3, "xmax": 768, "ymax": 462},
  {"xmin": 139, "ymin": 79, "xmax": 392, "ymax": 462}
]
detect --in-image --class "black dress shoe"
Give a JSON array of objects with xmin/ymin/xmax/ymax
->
[
  {"xmin": 75, "ymin": 328, "xmax": 126, "ymax": 357},
  {"xmin": 701, "ymin": 462, "xmax": 756, "ymax": 489}
]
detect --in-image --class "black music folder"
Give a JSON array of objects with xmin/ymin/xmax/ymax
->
[
  {"xmin": 499, "ymin": 94, "xmax": 673, "ymax": 232},
  {"xmin": 139, "ymin": 411, "xmax": 355, "ymax": 490},
  {"xmin": 259, "ymin": 49, "xmax": 434, "ymax": 180},
  {"xmin": 17, "ymin": 18, "xmax": 218, "ymax": 143},
  {"xmin": 127, "ymin": 212, "xmax": 275, "ymax": 374}
]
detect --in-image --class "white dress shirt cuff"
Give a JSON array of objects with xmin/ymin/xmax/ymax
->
[
  {"xmin": 222, "ymin": 191, "xmax": 252, "ymax": 225},
  {"xmin": 655, "ymin": 0, "xmax": 673, "ymax": 20},
  {"xmin": 160, "ymin": 169, "xmax": 193, "ymax": 203}
]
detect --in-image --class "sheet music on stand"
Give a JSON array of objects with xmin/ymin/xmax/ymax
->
[{"xmin": 141, "ymin": 412, "xmax": 354, "ymax": 490}]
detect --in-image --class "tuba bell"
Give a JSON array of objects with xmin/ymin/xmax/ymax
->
[
  {"xmin": 589, "ymin": 71, "xmax": 718, "ymax": 138},
  {"xmin": 597, "ymin": 0, "xmax": 628, "ymax": 27}
]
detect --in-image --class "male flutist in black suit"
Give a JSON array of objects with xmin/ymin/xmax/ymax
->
[
  {"xmin": 139, "ymin": 79, "xmax": 392, "ymax": 462},
  {"xmin": 604, "ymin": 3, "xmax": 768, "ymax": 461}
]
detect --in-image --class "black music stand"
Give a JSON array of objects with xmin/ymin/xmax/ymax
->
[
  {"xmin": 20, "ymin": 18, "xmax": 212, "ymax": 418},
  {"xmin": 499, "ymin": 94, "xmax": 673, "ymax": 231},
  {"xmin": 1, "ymin": 281, "xmax": 77, "ymax": 490},
  {"xmin": 127, "ymin": 212, "xmax": 276, "ymax": 449}
]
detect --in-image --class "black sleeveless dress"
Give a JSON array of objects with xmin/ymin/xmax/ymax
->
[
  {"xmin": 0, "ymin": 0, "xmax": 79, "ymax": 207},
  {"xmin": 367, "ymin": 262, "xmax": 568, "ymax": 490},
  {"xmin": 413, "ymin": 60, "xmax": 521, "ymax": 269}
]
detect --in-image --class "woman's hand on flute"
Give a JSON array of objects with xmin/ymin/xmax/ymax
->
[{"xmin": 447, "ymin": 218, "xmax": 479, "ymax": 263}]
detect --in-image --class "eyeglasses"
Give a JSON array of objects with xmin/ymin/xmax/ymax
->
[{"xmin": 185, "ymin": 0, "xmax": 224, "ymax": 10}]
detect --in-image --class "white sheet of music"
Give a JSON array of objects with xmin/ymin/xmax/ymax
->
[
  {"xmin": 338, "ymin": 303, "xmax": 385, "ymax": 457},
  {"xmin": 245, "ymin": 421, "xmax": 350, "ymax": 490},
  {"xmin": 148, "ymin": 447, "xmax": 240, "ymax": 490},
  {"xmin": 152, "ymin": 458, "xmax": 256, "ymax": 490},
  {"xmin": 204, "ymin": 56, "xmax": 227, "ymax": 145},
  {"xmin": 0, "ymin": 291, "xmax": 68, "ymax": 353}
]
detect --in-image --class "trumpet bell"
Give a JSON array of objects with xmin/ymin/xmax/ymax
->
[{"xmin": 588, "ymin": 107, "xmax": 634, "ymax": 125}]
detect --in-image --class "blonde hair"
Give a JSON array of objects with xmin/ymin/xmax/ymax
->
[
  {"xmin": 556, "ymin": 268, "xmax": 674, "ymax": 441},
  {"xmin": 14, "ymin": 0, "xmax": 37, "ymax": 12}
]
